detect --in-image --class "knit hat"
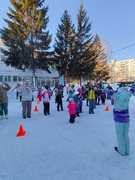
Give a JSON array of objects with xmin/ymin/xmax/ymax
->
[
  {"xmin": 68, "ymin": 98, "xmax": 74, "ymax": 103},
  {"xmin": 25, "ymin": 80, "xmax": 31, "ymax": 86},
  {"xmin": 43, "ymin": 89, "xmax": 48, "ymax": 93}
]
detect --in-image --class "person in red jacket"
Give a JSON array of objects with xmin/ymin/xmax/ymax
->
[{"xmin": 67, "ymin": 98, "xmax": 78, "ymax": 124}]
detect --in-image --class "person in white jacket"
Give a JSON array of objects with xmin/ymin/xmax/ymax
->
[
  {"xmin": 42, "ymin": 89, "xmax": 50, "ymax": 115},
  {"xmin": 18, "ymin": 79, "xmax": 36, "ymax": 119}
]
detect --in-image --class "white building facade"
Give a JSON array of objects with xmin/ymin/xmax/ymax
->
[{"xmin": 0, "ymin": 46, "xmax": 59, "ymax": 88}]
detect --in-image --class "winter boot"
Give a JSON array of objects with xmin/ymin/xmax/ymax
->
[
  {"xmin": 0, "ymin": 115, "xmax": 4, "ymax": 120},
  {"xmin": 5, "ymin": 115, "xmax": 8, "ymax": 119},
  {"xmin": 114, "ymin": 147, "xmax": 125, "ymax": 156}
]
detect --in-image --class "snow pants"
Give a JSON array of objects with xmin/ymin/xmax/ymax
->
[
  {"xmin": 22, "ymin": 100, "xmax": 32, "ymax": 117},
  {"xmin": 57, "ymin": 101, "xmax": 63, "ymax": 111},
  {"xmin": 43, "ymin": 102, "xmax": 50, "ymax": 115},
  {"xmin": 89, "ymin": 99, "xmax": 95, "ymax": 113},
  {"xmin": 115, "ymin": 122, "xmax": 130, "ymax": 155},
  {"xmin": 69, "ymin": 114, "xmax": 76, "ymax": 123},
  {"xmin": 0, "ymin": 102, "xmax": 8, "ymax": 116}
]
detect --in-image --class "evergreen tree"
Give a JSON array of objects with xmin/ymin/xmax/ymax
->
[
  {"xmin": 74, "ymin": 3, "xmax": 97, "ymax": 84},
  {"xmin": 92, "ymin": 34, "xmax": 110, "ymax": 81},
  {"xmin": 53, "ymin": 10, "xmax": 77, "ymax": 83},
  {"xmin": 0, "ymin": 0, "xmax": 52, "ymax": 83}
]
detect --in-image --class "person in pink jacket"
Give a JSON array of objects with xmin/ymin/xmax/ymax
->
[
  {"xmin": 37, "ymin": 87, "xmax": 43, "ymax": 101},
  {"xmin": 67, "ymin": 98, "xmax": 78, "ymax": 124}
]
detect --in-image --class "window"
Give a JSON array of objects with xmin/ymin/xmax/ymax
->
[
  {"xmin": 13, "ymin": 76, "xmax": 17, "ymax": 82},
  {"xmin": 18, "ymin": 76, "xmax": 22, "ymax": 82},
  {"xmin": 4, "ymin": 76, "xmax": 8, "ymax": 82},
  {"xmin": 4, "ymin": 76, "xmax": 11, "ymax": 82},
  {"xmin": 8, "ymin": 76, "xmax": 11, "ymax": 82},
  {"xmin": 41, "ymin": 80, "xmax": 45, "ymax": 87},
  {"xmin": 0, "ymin": 76, "xmax": 3, "ymax": 82}
]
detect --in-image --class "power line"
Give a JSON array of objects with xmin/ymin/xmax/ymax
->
[{"xmin": 111, "ymin": 43, "xmax": 135, "ymax": 54}]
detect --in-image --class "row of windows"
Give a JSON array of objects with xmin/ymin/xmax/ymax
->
[
  {"xmin": 0, "ymin": 75, "xmax": 59, "ymax": 87},
  {"xmin": 0, "ymin": 76, "xmax": 27, "ymax": 82}
]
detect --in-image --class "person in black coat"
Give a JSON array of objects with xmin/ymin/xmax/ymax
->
[{"xmin": 55, "ymin": 90, "xmax": 63, "ymax": 111}]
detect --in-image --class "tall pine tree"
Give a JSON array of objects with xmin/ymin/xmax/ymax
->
[
  {"xmin": 74, "ymin": 3, "xmax": 97, "ymax": 84},
  {"xmin": 92, "ymin": 34, "xmax": 110, "ymax": 81},
  {"xmin": 0, "ymin": 0, "xmax": 52, "ymax": 84},
  {"xmin": 53, "ymin": 10, "xmax": 77, "ymax": 83}
]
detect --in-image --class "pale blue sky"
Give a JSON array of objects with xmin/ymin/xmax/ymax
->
[{"xmin": 0, "ymin": 0, "xmax": 135, "ymax": 61}]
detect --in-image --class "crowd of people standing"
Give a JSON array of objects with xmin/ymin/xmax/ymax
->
[{"xmin": 1, "ymin": 79, "xmax": 135, "ymax": 156}]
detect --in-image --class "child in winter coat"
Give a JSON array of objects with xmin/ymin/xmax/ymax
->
[
  {"xmin": 55, "ymin": 90, "xmax": 63, "ymax": 111},
  {"xmin": 48, "ymin": 87, "xmax": 53, "ymax": 100},
  {"xmin": 54, "ymin": 88, "xmax": 59, "ymax": 103},
  {"xmin": 73, "ymin": 93, "xmax": 81, "ymax": 117},
  {"xmin": 111, "ymin": 96, "xmax": 114, "ymax": 105},
  {"xmin": 42, "ymin": 89, "xmax": 50, "ymax": 115},
  {"xmin": 12, "ymin": 83, "xmax": 20, "ymax": 99},
  {"xmin": 77, "ymin": 88, "xmax": 84, "ymax": 113},
  {"xmin": 66, "ymin": 89, "xmax": 74, "ymax": 102},
  {"xmin": 67, "ymin": 98, "xmax": 78, "ymax": 123},
  {"xmin": 37, "ymin": 87, "xmax": 43, "ymax": 101},
  {"xmin": 100, "ymin": 90, "xmax": 106, "ymax": 105},
  {"xmin": 94, "ymin": 86, "xmax": 102, "ymax": 105},
  {"xmin": 110, "ymin": 84, "xmax": 135, "ymax": 156}
]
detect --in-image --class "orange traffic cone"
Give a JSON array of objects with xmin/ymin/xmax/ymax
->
[
  {"xmin": 36, "ymin": 96, "xmax": 39, "ymax": 100},
  {"xmin": 34, "ymin": 105, "xmax": 38, "ymax": 112},
  {"xmin": 37, "ymin": 99, "xmax": 40, "ymax": 104},
  {"xmin": 16, "ymin": 124, "xmax": 26, "ymax": 137},
  {"xmin": 105, "ymin": 105, "xmax": 109, "ymax": 111}
]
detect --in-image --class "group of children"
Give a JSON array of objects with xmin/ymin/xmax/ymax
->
[
  {"xmin": 37, "ymin": 82, "xmax": 112, "ymax": 124},
  {"xmin": 34, "ymin": 83, "xmax": 84, "ymax": 123},
  {"xmin": 37, "ymin": 85, "xmax": 64, "ymax": 116}
]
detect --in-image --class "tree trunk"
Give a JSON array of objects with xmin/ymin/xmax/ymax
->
[
  {"xmin": 32, "ymin": 70, "xmax": 36, "ymax": 86},
  {"xmin": 80, "ymin": 76, "xmax": 83, "ymax": 86}
]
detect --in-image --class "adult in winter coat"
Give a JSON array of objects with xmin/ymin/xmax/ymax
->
[
  {"xmin": 110, "ymin": 84, "xmax": 135, "ymax": 156},
  {"xmin": 0, "ymin": 82, "xmax": 11, "ymax": 120},
  {"xmin": 18, "ymin": 80, "xmax": 36, "ymax": 119},
  {"xmin": 88, "ymin": 85, "xmax": 95, "ymax": 114},
  {"xmin": 106, "ymin": 84, "xmax": 113, "ymax": 99}
]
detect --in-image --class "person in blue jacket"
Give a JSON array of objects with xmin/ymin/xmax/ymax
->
[
  {"xmin": 73, "ymin": 93, "xmax": 81, "ymax": 117},
  {"xmin": 110, "ymin": 83, "xmax": 135, "ymax": 156}
]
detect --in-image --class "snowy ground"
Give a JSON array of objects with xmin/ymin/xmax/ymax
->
[{"xmin": 0, "ymin": 86, "xmax": 135, "ymax": 180}]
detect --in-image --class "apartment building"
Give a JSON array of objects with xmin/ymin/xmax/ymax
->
[
  {"xmin": 108, "ymin": 59, "xmax": 135, "ymax": 83},
  {"xmin": 0, "ymin": 46, "xmax": 59, "ymax": 88}
]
